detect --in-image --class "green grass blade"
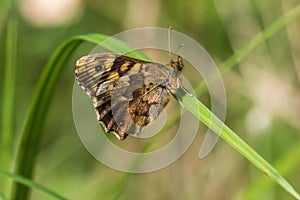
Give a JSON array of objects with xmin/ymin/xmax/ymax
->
[
  {"xmin": 102, "ymin": 5, "xmax": 300, "ymax": 196},
  {"xmin": 12, "ymin": 33, "xmax": 149, "ymax": 200},
  {"xmin": 127, "ymin": 4, "xmax": 300, "ymax": 160},
  {"xmin": 0, "ymin": 1, "xmax": 11, "ymax": 36},
  {"xmin": 240, "ymin": 143, "xmax": 300, "ymax": 200},
  {"xmin": 175, "ymin": 88, "xmax": 300, "ymax": 200},
  {"xmin": 0, "ymin": 170, "xmax": 67, "ymax": 200},
  {"xmin": 0, "ymin": 17, "xmax": 17, "ymax": 199},
  {"xmin": 12, "ymin": 3, "xmax": 300, "ymax": 197},
  {"xmin": 196, "ymin": 3, "xmax": 300, "ymax": 95}
]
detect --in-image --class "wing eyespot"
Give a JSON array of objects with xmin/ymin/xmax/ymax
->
[{"xmin": 95, "ymin": 65, "xmax": 102, "ymax": 72}]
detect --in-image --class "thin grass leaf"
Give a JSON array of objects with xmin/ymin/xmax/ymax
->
[
  {"xmin": 109, "ymin": 88, "xmax": 300, "ymax": 200},
  {"xmin": 101, "ymin": 5, "xmax": 300, "ymax": 197},
  {"xmin": 196, "ymin": 3, "xmax": 300, "ymax": 95},
  {"xmin": 12, "ymin": 4, "xmax": 300, "ymax": 197},
  {"xmin": 131, "ymin": 3, "xmax": 300, "ymax": 153},
  {"xmin": 0, "ymin": 1, "xmax": 11, "ymax": 37},
  {"xmin": 12, "ymin": 33, "xmax": 150, "ymax": 200},
  {"xmin": 240, "ymin": 143, "xmax": 300, "ymax": 200},
  {"xmin": 0, "ymin": 170, "xmax": 67, "ymax": 200},
  {"xmin": 175, "ymin": 88, "xmax": 300, "ymax": 200},
  {"xmin": 0, "ymin": 17, "xmax": 17, "ymax": 199}
]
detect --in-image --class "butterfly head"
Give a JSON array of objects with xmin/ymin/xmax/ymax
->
[{"xmin": 169, "ymin": 55, "xmax": 184, "ymax": 71}]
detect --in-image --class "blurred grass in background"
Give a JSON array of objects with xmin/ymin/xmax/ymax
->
[{"xmin": 0, "ymin": 0, "xmax": 300, "ymax": 199}]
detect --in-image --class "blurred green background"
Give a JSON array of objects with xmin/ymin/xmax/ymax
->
[{"xmin": 1, "ymin": 0, "xmax": 300, "ymax": 199}]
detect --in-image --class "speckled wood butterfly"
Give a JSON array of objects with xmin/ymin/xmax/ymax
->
[{"xmin": 75, "ymin": 53, "xmax": 184, "ymax": 140}]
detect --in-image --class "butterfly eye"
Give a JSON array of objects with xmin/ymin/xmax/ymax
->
[{"xmin": 95, "ymin": 65, "xmax": 102, "ymax": 72}]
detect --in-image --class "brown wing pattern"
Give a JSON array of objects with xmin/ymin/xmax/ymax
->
[
  {"xmin": 75, "ymin": 53, "xmax": 174, "ymax": 140},
  {"xmin": 75, "ymin": 53, "xmax": 148, "ymax": 97}
]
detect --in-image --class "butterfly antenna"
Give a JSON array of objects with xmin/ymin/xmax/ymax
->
[
  {"xmin": 168, "ymin": 27, "xmax": 184, "ymax": 60},
  {"xmin": 168, "ymin": 26, "xmax": 172, "ymax": 57}
]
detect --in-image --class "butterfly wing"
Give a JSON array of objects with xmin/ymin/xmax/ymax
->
[
  {"xmin": 75, "ymin": 53, "xmax": 147, "ymax": 97},
  {"xmin": 108, "ymin": 72, "xmax": 171, "ymax": 139},
  {"xmin": 75, "ymin": 53, "xmax": 172, "ymax": 140}
]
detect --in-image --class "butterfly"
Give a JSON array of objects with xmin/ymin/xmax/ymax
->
[{"xmin": 75, "ymin": 53, "xmax": 184, "ymax": 140}]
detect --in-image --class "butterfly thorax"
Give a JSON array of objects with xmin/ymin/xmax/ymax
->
[{"xmin": 168, "ymin": 56, "xmax": 184, "ymax": 71}]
